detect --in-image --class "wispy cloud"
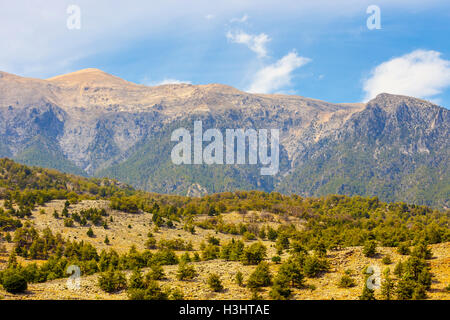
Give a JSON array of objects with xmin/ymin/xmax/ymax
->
[
  {"xmin": 157, "ymin": 79, "xmax": 192, "ymax": 85},
  {"xmin": 143, "ymin": 78, "xmax": 192, "ymax": 86},
  {"xmin": 230, "ymin": 14, "xmax": 249, "ymax": 23},
  {"xmin": 247, "ymin": 51, "xmax": 311, "ymax": 94},
  {"xmin": 0, "ymin": 0, "xmax": 446, "ymax": 79},
  {"xmin": 363, "ymin": 49, "xmax": 450, "ymax": 101},
  {"xmin": 226, "ymin": 30, "xmax": 271, "ymax": 58}
]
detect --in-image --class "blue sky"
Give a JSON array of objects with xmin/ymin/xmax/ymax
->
[{"xmin": 1, "ymin": 0, "xmax": 449, "ymax": 107}]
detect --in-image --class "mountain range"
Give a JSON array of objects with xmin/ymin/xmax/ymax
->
[{"xmin": 0, "ymin": 68, "xmax": 448, "ymax": 208}]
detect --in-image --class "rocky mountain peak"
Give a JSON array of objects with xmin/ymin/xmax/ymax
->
[
  {"xmin": 46, "ymin": 68, "xmax": 135, "ymax": 88},
  {"xmin": 368, "ymin": 92, "xmax": 440, "ymax": 112}
]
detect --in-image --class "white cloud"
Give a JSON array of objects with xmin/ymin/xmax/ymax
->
[
  {"xmin": 363, "ymin": 50, "xmax": 450, "ymax": 101},
  {"xmin": 230, "ymin": 14, "xmax": 249, "ymax": 23},
  {"xmin": 143, "ymin": 78, "xmax": 192, "ymax": 86},
  {"xmin": 247, "ymin": 51, "xmax": 311, "ymax": 94},
  {"xmin": 0, "ymin": 1, "xmax": 446, "ymax": 78},
  {"xmin": 205, "ymin": 14, "xmax": 215, "ymax": 20},
  {"xmin": 156, "ymin": 78, "xmax": 192, "ymax": 85},
  {"xmin": 226, "ymin": 30, "xmax": 270, "ymax": 58}
]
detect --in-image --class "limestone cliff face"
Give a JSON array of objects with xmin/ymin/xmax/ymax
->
[
  {"xmin": 277, "ymin": 93, "xmax": 449, "ymax": 208},
  {"xmin": 0, "ymin": 69, "xmax": 448, "ymax": 208},
  {"xmin": 0, "ymin": 69, "xmax": 361, "ymax": 173}
]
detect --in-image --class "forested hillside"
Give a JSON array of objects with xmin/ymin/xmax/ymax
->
[{"xmin": 0, "ymin": 160, "xmax": 448, "ymax": 300}]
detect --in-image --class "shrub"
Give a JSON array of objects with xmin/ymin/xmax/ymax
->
[
  {"xmin": 397, "ymin": 243, "xmax": 411, "ymax": 255},
  {"xmin": 145, "ymin": 236, "xmax": 157, "ymax": 249},
  {"xmin": 1, "ymin": 269, "xmax": 28, "ymax": 293},
  {"xmin": 87, "ymin": 227, "xmax": 94, "ymax": 238},
  {"xmin": 176, "ymin": 263, "xmax": 197, "ymax": 281},
  {"xmin": 247, "ymin": 262, "xmax": 272, "ymax": 288},
  {"xmin": 4, "ymin": 233, "xmax": 12, "ymax": 243},
  {"xmin": 146, "ymin": 264, "xmax": 165, "ymax": 281},
  {"xmin": 271, "ymin": 256, "xmax": 281, "ymax": 264},
  {"xmin": 337, "ymin": 274, "xmax": 356, "ymax": 288},
  {"xmin": 411, "ymin": 242, "xmax": 432, "ymax": 260},
  {"xmin": 403, "ymin": 256, "xmax": 431, "ymax": 288},
  {"xmin": 412, "ymin": 285, "xmax": 427, "ymax": 300},
  {"xmin": 250, "ymin": 288, "xmax": 262, "ymax": 300},
  {"xmin": 278, "ymin": 259, "xmax": 304, "ymax": 288},
  {"xmin": 235, "ymin": 271, "xmax": 244, "ymax": 286},
  {"xmin": 290, "ymin": 241, "xmax": 307, "ymax": 255},
  {"xmin": 362, "ymin": 240, "xmax": 377, "ymax": 257},
  {"xmin": 269, "ymin": 274, "xmax": 291, "ymax": 300},
  {"xmin": 418, "ymin": 269, "xmax": 432, "ymax": 289},
  {"xmin": 179, "ymin": 252, "xmax": 191, "ymax": 264},
  {"xmin": 127, "ymin": 280, "xmax": 168, "ymax": 300},
  {"xmin": 394, "ymin": 261, "xmax": 404, "ymax": 277},
  {"xmin": 312, "ymin": 241, "xmax": 327, "ymax": 257},
  {"xmin": 207, "ymin": 273, "xmax": 224, "ymax": 292},
  {"xmin": 128, "ymin": 269, "xmax": 145, "ymax": 289},
  {"xmin": 193, "ymin": 252, "xmax": 201, "ymax": 262},
  {"xmin": 267, "ymin": 227, "xmax": 277, "ymax": 241},
  {"xmin": 241, "ymin": 242, "xmax": 267, "ymax": 265},
  {"xmin": 221, "ymin": 239, "xmax": 244, "ymax": 261},
  {"xmin": 382, "ymin": 255, "xmax": 392, "ymax": 265},
  {"xmin": 359, "ymin": 276, "xmax": 376, "ymax": 300},
  {"xmin": 151, "ymin": 249, "xmax": 178, "ymax": 265},
  {"xmin": 396, "ymin": 278, "xmax": 416, "ymax": 300},
  {"xmin": 243, "ymin": 232, "xmax": 256, "ymax": 241},
  {"xmin": 168, "ymin": 287, "xmax": 185, "ymax": 300},
  {"xmin": 275, "ymin": 233, "xmax": 290, "ymax": 251},
  {"xmin": 380, "ymin": 273, "xmax": 395, "ymax": 300},
  {"xmin": 303, "ymin": 255, "xmax": 329, "ymax": 278},
  {"xmin": 207, "ymin": 236, "xmax": 220, "ymax": 246},
  {"xmin": 158, "ymin": 238, "xmax": 193, "ymax": 251},
  {"xmin": 63, "ymin": 218, "xmax": 74, "ymax": 227},
  {"xmin": 98, "ymin": 269, "xmax": 127, "ymax": 293},
  {"xmin": 202, "ymin": 244, "xmax": 220, "ymax": 261},
  {"xmin": 258, "ymin": 228, "xmax": 266, "ymax": 239}
]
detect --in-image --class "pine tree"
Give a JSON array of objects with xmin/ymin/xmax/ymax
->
[
  {"xmin": 362, "ymin": 240, "xmax": 377, "ymax": 257},
  {"xmin": 380, "ymin": 272, "xmax": 395, "ymax": 300},
  {"xmin": 146, "ymin": 264, "xmax": 165, "ymax": 281},
  {"xmin": 62, "ymin": 207, "xmax": 69, "ymax": 217},
  {"xmin": 128, "ymin": 269, "xmax": 145, "ymax": 289},
  {"xmin": 87, "ymin": 227, "xmax": 94, "ymax": 238},
  {"xmin": 247, "ymin": 262, "xmax": 272, "ymax": 288},
  {"xmin": 278, "ymin": 259, "xmax": 305, "ymax": 288},
  {"xmin": 269, "ymin": 273, "xmax": 292, "ymax": 300},
  {"xmin": 207, "ymin": 273, "xmax": 224, "ymax": 292},
  {"xmin": 235, "ymin": 271, "xmax": 244, "ymax": 286},
  {"xmin": 359, "ymin": 277, "xmax": 376, "ymax": 300},
  {"xmin": 176, "ymin": 262, "xmax": 197, "ymax": 281}
]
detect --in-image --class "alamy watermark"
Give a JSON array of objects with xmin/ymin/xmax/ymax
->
[
  {"xmin": 366, "ymin": 265, "xmax": 381, "ymax": 290},
  {"xmin": 171, "ymin": 121, "xmax": 280, "ymax": 175},
  {"xmin": 366, "ymin": 5, "xmax": 381, "ymax": 30},
  {"xmin": 66, "ymin": 264, "xmax": 81, "ymax": 290},
  {"xmin": 67, "ymin": 5, "xmax": 81, "ymax": 30}
]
